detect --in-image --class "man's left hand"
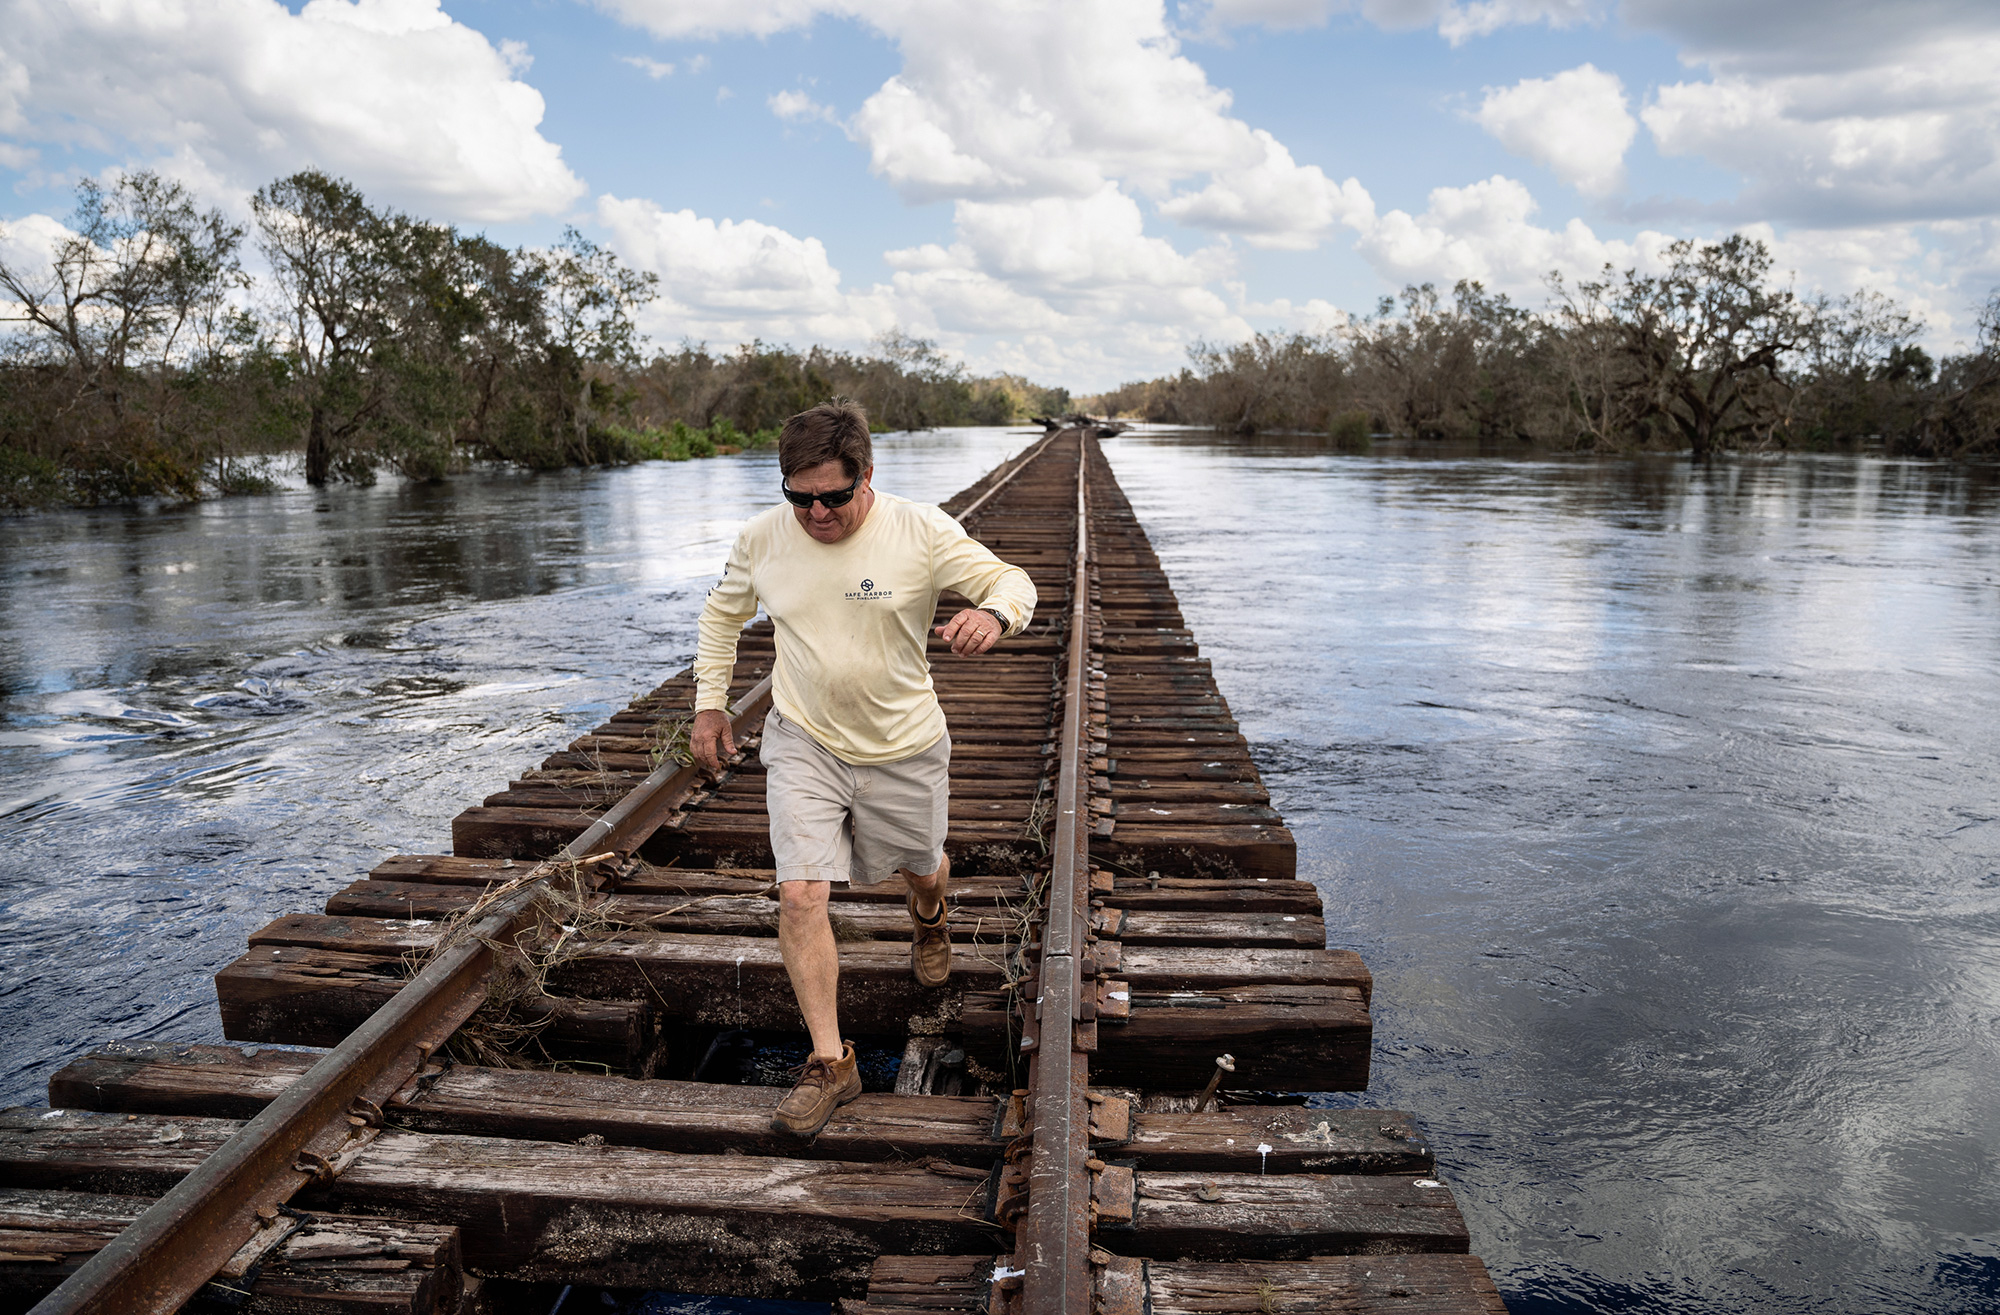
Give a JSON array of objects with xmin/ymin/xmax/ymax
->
[{"xmin": 936, "ymin": 608, "xmax": 1004, "ymax": 656}]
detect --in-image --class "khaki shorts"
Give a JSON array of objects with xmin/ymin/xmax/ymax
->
[{"xmin": 762, "ymin": 708, "xmax": 951, "ymax": 885}]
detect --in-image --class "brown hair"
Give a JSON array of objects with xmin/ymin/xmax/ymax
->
[{"xmin": 778, "ymin": 400, "xmax": 873, "ymax": 480}]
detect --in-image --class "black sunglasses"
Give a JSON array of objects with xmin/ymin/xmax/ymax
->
[{"xmin": 782, "ymin": 472, "xmax": 862, "ymax": 509}]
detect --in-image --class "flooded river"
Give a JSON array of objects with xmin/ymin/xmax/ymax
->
[{"xmin": 2, "ymin": 428, "xmax": 1997, "ymax": 1313}]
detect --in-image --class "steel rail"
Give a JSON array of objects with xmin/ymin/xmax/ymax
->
[
  {"xmin": 34, "ymin": 427, "xmax": 1066, "ymax": 1315},
  {"xmin": 1017, "ymin": 429, "xmax": 1094, "ymax": 1314},
  {"xmin": 956, "ymin": 429, "xmax": 1060, "ymax": 524}
]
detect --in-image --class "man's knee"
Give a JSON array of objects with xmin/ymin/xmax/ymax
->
[{"xmin": 778, "ymin": 879, "xmax": 832, "ymax": 918}]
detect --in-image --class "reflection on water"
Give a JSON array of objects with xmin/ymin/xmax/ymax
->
[
  {"xmin": 3, "ymin": 431, "xmax": 1998, "ymax": 1314},
  {"xmin": 1102, "ymin": 435, "xmax": 2000, "ymax": 1315}
]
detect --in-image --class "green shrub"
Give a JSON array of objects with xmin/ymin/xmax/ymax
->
[
  {"xmin": 211, "ymin": 457, "xmax": 281, "ymax": 495},
  {"xmin": 590, "ymin": 423, "xmax": 657, "ymax": 463},
  {"xmin": 1329, "ymin": 410, "xmax": 1373, "ymax": 450},
  {"xmin": 668, "ymin": 421, "xmax": 716, "ymax": 461},
  {"xmin": 0, "ymin": 446, "xmax": 67, "ymax": 509}
]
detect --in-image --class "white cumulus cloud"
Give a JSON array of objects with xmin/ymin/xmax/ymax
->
[
  {"xmin": 621, "ymin": 55, "xmax": 676, "ymax": 79},
  {"xmin": 938, "ymin": 187, "xmax": 1233, "ymax": 295},
  {"xmin": 591, "ymin": 0, "xmax": 833, "ymax": 39},
  {"xmin": 0, "ymin": 210, "xmax": 74, "ymax": 315},
  {"xmin": 602, "ymin": 0, "xmax": 1364, "ymax": 251},
  {"xmin": 1434, "ymin": 0, "xmax": 1594, "ymax": 43},
  {"xmin": 1354, "ymin": 174, "xmax": 1670, "ymax": 292},
  {"xmin": 0, "ymin": 0, "xmax": 584, "ymax": 221},
  {"xmin": 1157, "ymin": 130, "xmax": 1374, "ymax": 250},
  {"xmin": 768, "ymin": 90, "xmax": 838, "ymax": 125},
  {"xmin": 1198, "ymin": 0, "xmax": 1598, "ymax": 43},
  {"xmin": 597, "ymin": 194, "xmax": 848, "ymax": 319},
  {"xmin": 1476, "ymin": 64, "xmax": 1635, "ymax": 197},
  {"xmin": 1642, "ymin": 31, "xmax": 2000, "ymax": 225}
]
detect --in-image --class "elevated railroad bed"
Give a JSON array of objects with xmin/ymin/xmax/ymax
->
[{"xmin": 3, "ymin": 432, "xmax": 1503, "ymax": 1315}]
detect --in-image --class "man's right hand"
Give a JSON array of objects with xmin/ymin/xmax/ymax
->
[{"xmin": 690, "ymin": 708, "xmax": 737, "ymax": 778}]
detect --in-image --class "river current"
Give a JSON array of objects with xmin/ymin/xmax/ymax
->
[{"xmin": 2, "ymin": 428, "xmax": 1996, "ymax": 1313}]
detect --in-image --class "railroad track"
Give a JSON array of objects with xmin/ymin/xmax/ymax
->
[{"xmin": 2, "ymin": 431, "xmax": 1506, "ymax": 1315}]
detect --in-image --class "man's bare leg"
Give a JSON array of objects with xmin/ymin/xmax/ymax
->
[
  {"xmin": 778, "ymin": 879, "xmax": 843, "ymax": 1060},
  {"xmin": 904, "ymin": 850, "xmax": 951, "ymax": 920}
]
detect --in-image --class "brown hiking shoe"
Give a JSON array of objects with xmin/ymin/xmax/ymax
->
[
  {"xmin": 908, "ymin": 889, "xmax": 952, "ymax": 987},
  {"xmin": 771, "ymin": 1043, "xmax": 861, "ymax": 1139}
]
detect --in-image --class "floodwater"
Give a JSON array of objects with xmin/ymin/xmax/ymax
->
[{"xmin": 3, "ymin": 428, "xmax": 1998, "ymax": 1314}]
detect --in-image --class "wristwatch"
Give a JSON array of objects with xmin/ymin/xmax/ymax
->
[{"xmin": 979, "ymin": 607, "xmax": 1010, "ymax": 635}]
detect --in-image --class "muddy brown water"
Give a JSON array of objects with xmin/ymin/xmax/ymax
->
[{"xmin": 2, "ymin": 429, "xmax": 1997, "ymax": 1313}]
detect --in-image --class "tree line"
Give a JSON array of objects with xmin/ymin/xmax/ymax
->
[
  {"xmin": 0, "ymin": 171, "xmax": 1070, "ymax": 507},
  {"xmin": 1081, "ymin": 237, "xmax": 2000, "ymax": 460}
]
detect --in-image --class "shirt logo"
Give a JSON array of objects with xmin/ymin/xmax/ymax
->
[{"xmin": 845, "ymin": 576, "xmax": 894, "ymax": 602}]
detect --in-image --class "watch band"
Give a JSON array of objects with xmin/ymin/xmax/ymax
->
[{"xmin": 979, "ymin": 607, "xmax": 1010, "ymax": 635}]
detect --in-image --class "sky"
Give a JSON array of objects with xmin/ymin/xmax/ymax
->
[{"xmin": 2, "ymin": 0, "xmax": 1999, "ymax": 392}]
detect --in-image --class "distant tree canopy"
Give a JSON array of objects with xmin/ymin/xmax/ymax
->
[
  {"xmin": 0, "ymin": 171, "xmax": 1069, "ymax": 507},
  {"xmin": 1083, "ymin": 238, "xmax": 2000, "ymax": 461}
]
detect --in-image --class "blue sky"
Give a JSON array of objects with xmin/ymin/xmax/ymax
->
[{"xmin": 3, "ymin": 0, "xmax": 1998, "ymax": 390}]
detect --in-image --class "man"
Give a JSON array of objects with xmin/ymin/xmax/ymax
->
[{"xmin": 690, "ymin": 400, "xmax": 1037, "ymax": 1139}]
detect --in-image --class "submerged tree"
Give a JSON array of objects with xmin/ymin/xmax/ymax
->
[
  {"xmin": 1910, "ymin": 292, "xmax": 2000, "ymax": 457},
  {"xmin": 1186, "ymin": 330, "xmax": 1344, "ymax": 435},
  {"xmin": 1346, "ymin": 282, "xmax": 1545, "ymax": 442},
  {"xmin": 1577, "ymin": 237, "xmax": 1808, "ymax": 460},
  {"xmin": 253, "ymin": 171, "xmax": 404, "ymax": 484},
  {"xmin": 0, "ymin": 171, "xmax": 250, "ymax": 500},
  {"xmin": 0, "ymin": 171, "xmax": 246, "ymax": 407},
  {"xmin": 523, "ymin": 229, "xmax": 659, "ymax": 465}
]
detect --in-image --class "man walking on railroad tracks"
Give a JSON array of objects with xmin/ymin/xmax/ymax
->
[{"xmin": 690, "ymin": 400, "xmax": 1037, "ymax": 1139}]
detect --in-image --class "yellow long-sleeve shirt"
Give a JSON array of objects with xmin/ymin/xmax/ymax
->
[{"xmin": 694, "ymin": 492, "xmax": 1038, "ymax": 765}]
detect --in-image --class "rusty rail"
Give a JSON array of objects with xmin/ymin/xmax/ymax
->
[
  {"xmin": 957, "ymin": 429, "xmax": 1060, "ymax": 523},
  {"xmin": 33, "ymin": 431, "xmax": 1063, "ymax": 1315},
  {"xmin": 1017, "ymin": 429, "xmax": 1094, "ymax": 1313}
]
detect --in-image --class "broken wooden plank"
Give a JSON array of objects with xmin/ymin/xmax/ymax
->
[
  {"xmin": 221, "ymin": 933, "xmax": 1007, "ymax": 1043},
  {"xmin": 48, "ymin": 1042, "xmax": 324, "ymax": 1121},
  {"xmin": 542, "ymin": 934, "xmax": 1011, "ymax": 1035},
  {"xmin": 213, "ymin": 946, "xmax": 659, "ymax": 1072},
  {"xmin": 1106, "ymin": 908, "xmax": 1324, "ymax": 948},
  {"xmin": 278, "ymin": 898, "xmax": 1327, "ymax": 957},
  {"xmin": 1116, "ymin": 1170, "xmax": 1467, "ymax": 1259},
  {"xmin": 1098, "ymin": 876, "xmax": 1323, "ymax": 916},
  {"xmin": 1114, "ymin": 946, "xmax": 1371, "ymax": 1000},
  {"xmin": 1095, "ymin": 823, "xmax": 1298, "ymax": 881},
  {"xmin": 860, "ymin": 1253, "xmax": 1507, "ymax": 1314},
  {"xmin": 0, "ymin": 1187, "xmax": 462, "ymax": 1315},
  {"xmin": 1142, "ymin": 1255, "xmax": 1509, "ymax": 1314},
  {"xmin": 271, "ymin": 902, "xmax": 1035, "ymax": 950},
  {"xmin": 1118, "ymin": 1107, "xmax": 1431, "ymax": 1175},
  {"xmin": 962, "ymin": 984, "xmax": 1371, "ymax": 1091}
]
